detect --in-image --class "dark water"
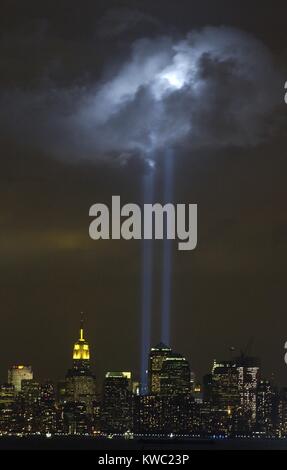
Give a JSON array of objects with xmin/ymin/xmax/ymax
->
[{"xmin": 0, "ymin": 437, "xmax": 286, "ymax": 450}]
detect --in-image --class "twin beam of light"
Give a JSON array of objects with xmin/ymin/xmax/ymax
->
[
  {"xmin": 140, "ymin": 150, "xmax": 174, "ymax": 395},
  {"xmin": 140, "ymin": 170, "xmax": 155, "ymax": 395},
  {"xmin": 161, "ymin": 149, "xmax": 174, "ymax": 346}
]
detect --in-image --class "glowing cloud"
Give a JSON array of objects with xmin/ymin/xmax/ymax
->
[{"xmin": 0, "ymin": 27, "xmax": 282, "ymax": 164}]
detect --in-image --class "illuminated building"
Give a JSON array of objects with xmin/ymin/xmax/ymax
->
[
  {"xmin": 101, "ymin": 372, "xmax": 132, "ymax": 433},
  {"xmin": 148, "ymin": 344, "xmax": 191, "ymax": 396},
  {"xmin": 62, "ymin": 401, "xmax": 89, "ymax": 435},
  {"xmin": 236, "ymin": 355, "xmax": 260, "ymax": 428},
  {"xmin": 92, "ymin": 395, "xmax": 101, "ymax": 432},
  {"xmin": 211, "ymin": 360, "xmax": 240, "ymax": 412},
  {"xmin": 8, "ymin": 365, "xmax": 33, "ymax": 393},
  {"xmin": 0, "ymin": 384, "xmax": 15, "ymax": 434},
  {"xmin": 72, "ymin": 317, "xmax": 90, "ymax": 371},
  {"xmin": 279, "ymin": 388, "xmax": 287, "ymax": 437},
  {"xmin": 160, "ymin": 352, "xmax": 191, "ymax": 396},
  {"xmin": 133, "ymin": 394, "xmax": 164, "ymax": 434},
  {"xmin": 20, "ymin": 379, "xmax": 41, "ymax": 433},
  {"xmin": 65, "ymin": 317, "xmax": 96, "ymax": 414},
  {"xmin": 193, "ymin": 383, "xmax": 203, "ymax": 403},
  {"xmin": 256, "ymin": 380, "xmax": 273, "ymax": 435},
  {"xmin": 38, "ymin": 381, "xmax": 57, "ymax": 435},
  {"xmin": 211, "ymin": 356, "xmax": 260, "ymax": 433},
  {"xmin": 0, "ymin": 319, "xmax": 285, "ymax": 438},
  {"xmin": 21, "ymin": 379, "xmax": 41, "ymax": 403},
  {"xmin": 132, "ymin": 381, "xmax": 140, "ymax": 395},
  {"xmin": 162, "ymin": 394, "xmax": 194, "ymax": 433},
  {"xmin": 134, "ymin": 393, "xmax": 194, "ymax": 435},
  {"xmin": 199, "ymin": 401, "xmax": 231, "ymax": 436},
  {"xmin": 141, "ymin": 345, "xmax": 192, "ymax": 434},
  {"xmin": 148, "ymin": 343, "xmax": 172, "ymax": 394},
  {"xmin": 0, "ymin": 384, "xmax": 15, "ymax": 406}
]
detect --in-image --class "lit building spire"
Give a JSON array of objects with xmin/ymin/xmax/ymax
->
[
  {"xmin": 66, "ymin": 313, "xmax": 96, "ymax": 410},
  {"xmin": 73, "ymin": 313, "xmax": 90, "ymax": 361},
  {"xmin": 80, "ymin": 312, "xmax": 84, "ymax": 341}
]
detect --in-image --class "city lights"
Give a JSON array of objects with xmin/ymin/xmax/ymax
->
[{"xmin": 0, "ymin": 320, "xmax": 286, "ymax": 441}]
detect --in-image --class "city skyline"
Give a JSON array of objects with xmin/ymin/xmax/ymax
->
[
  {"xmin": 3, "ymin": 317, "xmax": 286, "ymax": 390},
  {"xmin": 1, "ymin": 317, "xmax": 286, "ymax": 439}
]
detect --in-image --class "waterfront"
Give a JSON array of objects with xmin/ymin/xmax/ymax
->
[{"xmin": 0, "ymin": 437, "xmax": 286, "ymax": 450}]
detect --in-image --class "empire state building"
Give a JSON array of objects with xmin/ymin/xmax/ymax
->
[
  {"xmin": 72, "ymin": 318, "xmax": 91, "ymax": 374},
  {"xmin": 65, "ymin": 316, "xmax": 96, "ymax": 413}
]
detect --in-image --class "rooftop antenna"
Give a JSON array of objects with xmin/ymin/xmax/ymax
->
[{"xmin": 80, "ymin": 311, "xmax": 84, "ymax": 341}]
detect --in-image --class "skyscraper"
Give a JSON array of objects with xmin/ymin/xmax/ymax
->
[
  {"xmin": 211, "ymin": 360, "xmax": 240, "ymax": 412},
  {"xmin": 21, "ymin": 379, "xmax": 41, "ymax": 434},
  {"xmin": 236, "ymin": 355, "xmax": 260, "ymax": 428},
  {"xmin": 148, "ymin": 343, "xmax": 172, "ymax": 394},
  {"xmin": 148, "ymin": 344, "xmax": 191, "ymax": 396},
  {"xmin": 8, "ymin": 365, "xmax": 33, "ymax": 393},
  {"xmin": 210, "ymin": 355, "xmax": 260, "ymax": 433},
  {"xmin": 256, "ymin": 379, "xmax": 273, "ymax": 435},
  {"xmin": 160, "ymin": 352, "xmax": 191, "ymax": 396},
  {"xmin": 65, "ymin": 317, "xmax": 96, "ymax": 413},
  {"xmin": 101, "ymin": 372, "xmax": 132, "ymax": 433},
  {"xmin": 72, "ymin": 317, "xmax": 91, "ymax": 373}
]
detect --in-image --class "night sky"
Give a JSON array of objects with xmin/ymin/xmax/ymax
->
[{"xmin": 1, "ymin": 0, "xmax": 287, "ymax": 388}]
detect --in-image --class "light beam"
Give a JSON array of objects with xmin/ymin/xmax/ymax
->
[
  {"xmin": 140, "ymin": 169, "xmax": 155, "ymax": 394},
  {"xmin": 161, "ymin": 149, "xmax": 174, "ymax": 346}
]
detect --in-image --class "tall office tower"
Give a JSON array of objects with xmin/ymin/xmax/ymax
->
[
  {"xmin": 256, "ymin": 380, "xmax": 273, "ymax": 435},
  {"xmin": 101, "ymin": 372, "xmax": 132, "ymax": 434},
  {"xmin": 39, "ymin": 381, "xmax": 57, "ymax": 435},
  {"xmin": 148, "ymin": 343, "xmax": 172, "ymax": 394},
  {"xmin": 160, "ymin": 352, "xmax": 191, "ymax": 396},
  {"xmin": 236, "ymin": 355, "xmax": 260, "ymax": 427},
  {"xmin": 65, "ymin": 317, "xmax": 96, "ymax": 413},
  {"xmin": 211, "ymin": 360, "xmax": 240, "ymax": 412},
  {"xmin": 8, "ymin": 365, "xmax": 33, "ymax": 393},
  {"xmin": 21, "ymin": 379, "xmax": 41, "ymax": 434}
]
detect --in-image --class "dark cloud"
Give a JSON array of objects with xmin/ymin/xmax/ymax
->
[
  {"xmin": 96, "ymin": 7, "xmax": 162, "ymax": 38},
  {"xmin": 0, "ymin": 27, "xmax": 284, "ymax": 165}
]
